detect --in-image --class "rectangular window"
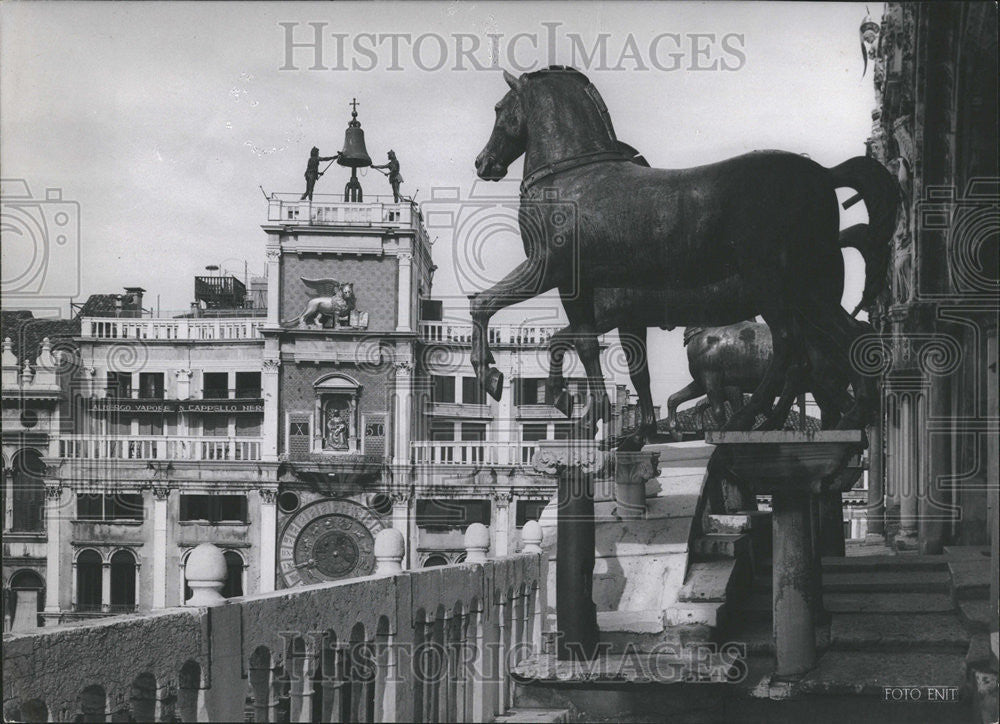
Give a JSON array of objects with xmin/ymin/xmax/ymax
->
[
  {"xmin": 107, "ymin": 371, "xmax": 132, "ymax": 398},
  {"xmin": 553, "ymin": 423, "xmax": 575, "ymax": 440},
  {"xmin": 462, "ymin": 377, "xmax": 485, "ymax": 405},
  {"xmin": 416, "ymin": 499, "xmax": 491, "ymax": 530},
  {"xmin": 235, "ymin": 371, "xmax": 261, "ymax": 398},
  {"xmin": 179, "ymin": 494, "xmax": 248, "ymax": 524},
  {"xmin": 137, "ymin": 413, "xmax": 164, "ymax": 436},
  {"xmin": 515, "ymin": 378, "xmax": 548, "ymax": 405},
  {"xmin": 432, "ymin": 375, "xmax": 456, "ymax": 403},
  {"xmin": 76, "ymin": 493, "xmax": 144, "ymax": 521},
  {"xmin": 430, "ymin": 421, "xmax": 456, "ymax": 441},
  {"xmin": 461, "ymin": 422, "xmax": 487, "ymax": 442},
  {"xmin": 138, "ymin": 372, "xmax": 164, "ymax": 399},
  {"xmin": 202, "ymin": 413, "xmax": 229, "ymax": 437},
  {"xmin": 203, "ymin": 372, "xmax": 229, "ymax": 400},
  {"xmin": 521, "ymin": 423, "xmax": 548, "ymax": 442},
  {"xmin": 236, "ymin": 414, "xmax": 262, "ymax": 436},
  {"xmin": 516, "ymin": 499, "xmax": 549, "ymax": 528}
]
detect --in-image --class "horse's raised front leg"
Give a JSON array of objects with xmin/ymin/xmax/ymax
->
[
  {"xmin": 620, "ymin": 325, "xmax": 656, "ymax": 449},
  {"xmin": 469, "ymin": 259, "xmax": 554, "ymax": 401},
  {"xmin": 667, "ymin": 380, "xmax": 704, "ymax": 442},
  {"xmin": 546, "ymin": 325, "xmax": 576, "ymax": 417}
]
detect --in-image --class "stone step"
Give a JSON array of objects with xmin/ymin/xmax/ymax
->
[
  {"xmin": 958, "ymin": 600, "xmax": 993, "ymax": 633},
  {"xmin": 511, "ymin": 650, "xmax": 740, "ymax": 685},
  {"xmin": 948, "ymin": 559, "xmax": 991, "ymax": 600},
  {"xmin": 597, "ymin": 609, "xmax": 716, "ymax": 653},
  {"xmin": 829, "ymin": 613, "xmax": 970, "ymax": 653},
  {"xmin": 820, "ymin": 554, "xmax": 949, "ymax": 572},
  {"xmin": 795, "ymin": 651, "xmax": 967, "ymax": 698},
  {"xmin": 817, "ymin": 570, "xmax": 952, "ymax": 593},
  {"xmin": 736, "ymin": 591, "xmax": 956, "ymax": 617},
  {"xmin": 493, "ymin": 707, "xmax": 571, "ymax": 723},
  {"xmin": 677, "ymin": 560, "xmax": 740, "ymax": 603},
  {"xmin": 691, "ymin": 533, "xmax": 751, "ymax": 560}
]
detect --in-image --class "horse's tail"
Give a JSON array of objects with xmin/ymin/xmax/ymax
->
[{"xmin": 827, "ymin": 156, "xmax": 900, "ymax": 317}]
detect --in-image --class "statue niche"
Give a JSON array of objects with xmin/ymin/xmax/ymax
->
[{"xmin": 313, "ymin": 375, "xmax": 361, "ymax": 454}]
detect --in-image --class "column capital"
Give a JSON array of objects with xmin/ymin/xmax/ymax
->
[
  {"xmin": 492, "ymin": 491, "xmax": 513, "ymax": 508},
  {"xmin": 262, "ymin": 358, "xmax": 281, "ymax": 372},
  {"xmin": 259, "ymin": 488, "xmax": 278, "ymax": 505},
  {"xmin": 152, "ymin": 485, "xmax": 171, "ymax": 501},
  {"xmin": 44, "ymin": 484, "xmax": 63, "ymax": 502},
  {"xmin": 390, "ymin": 491, "xmax": 411, "ymax": 505},
  {"xmin": 266, "ymin": 247, "xmax": 281, "ymax": 262},
  {"xmin": 397, "ymin": 251, "xmax": 413, "ymax": 264},
  {"xmin": 531, "ymin": 441, "xmax": 609, "ymax": 477}
]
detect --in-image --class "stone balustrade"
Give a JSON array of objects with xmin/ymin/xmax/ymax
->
[
  {"xmin": 2, "ymin": 534, "xmax": 544, "ymax": 723},
  {"xmin": 81, "ymin": 317, "xmax": 264, "ymax": 341}
]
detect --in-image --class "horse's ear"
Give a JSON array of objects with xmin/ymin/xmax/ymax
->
[{"xmin": 503, "ymin": 69, "xmax": 522, "ymax": 91}]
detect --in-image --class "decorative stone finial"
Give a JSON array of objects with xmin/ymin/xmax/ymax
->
[
  {"xmin": 521, "ymin": 520, "xmax": 543, "ymax": 554},
  {"xmin": 374, "ymin": 528, "xmax": 405, "ymax": 574},
  {"xmin": 464, "ymin": 523, "xmax": 490, "ymax": 562},
  {"xmin": 185, "ymin": 543, "xmax": 227, "ymax": 606}
]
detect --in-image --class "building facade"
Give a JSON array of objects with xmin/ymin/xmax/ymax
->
[{"xmin": 865, "ymin": 2, "xmax": 998, "ymax": 560}]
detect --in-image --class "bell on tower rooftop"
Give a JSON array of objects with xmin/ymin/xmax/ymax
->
[{"xmin": 338, "ymin": 98, "xmax": 373, "ymax": 202}]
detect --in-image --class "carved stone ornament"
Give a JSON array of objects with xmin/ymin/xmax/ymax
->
[
  {"xmin": 281, "ymin": 277, "xmax": 368, "ymax": 330},
  {"xmin": 614, "ymin": 451, "xmax": 662, "ymax": 486},
  {"xmin": 44, "ymin": 484, "xmax": 62, "ymax": 502},
  {"xmin": 493, "ymin": 491, "xmax": 513, "ymax": 507},
  {"xmin": 260, "ymin": 488, "xmax": 278, "ymax": 505},
  {"xmin": 530, "ymin": 441, "xmax": 610, "ymax": 476},
  {"xmin": 152, "ymin": 486, "xmax": 171, "ymax": 501}
]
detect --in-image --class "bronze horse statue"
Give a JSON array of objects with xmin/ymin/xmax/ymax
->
[
  {"xmin": 667, "ymin": 319, "xmax": 859, "ymax": 440},
  {"xmin": 470, "ymin": 67, "xmax": 898, "ymax": 446}
]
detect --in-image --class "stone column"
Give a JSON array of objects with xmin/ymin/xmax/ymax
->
[
  {"xmin": 43, "ymin": 484, "xmax": 63, "ymax": 624},
  {"xmin": 772, "ymin": 489, "xmax": 817, "ymax": 680},
  {"xmin": 920, "ymin": 384, "xmax": 947, "ymax": 554},
  {"xmin": 101, "ymin": 561, "xmax": 112, "ymax": 613},
  {"xmin": 866, "ymin": 412, "xmax": 885, "ymax": 541},
  {"xmin": 262, "ymin": 359, "xmax": 280, "ymax": 462},
  {"xmin": 393, "ymin": 361, "xmax": 413, "ymax": 464},
  {"xmin": 492, "ymin": 492, "xmax": 512, "ymax": 558},
  {"xmin": 152, "ymin": 486, "xmax": 170, "ymax": 609},
  {"xmin": 531, "ymin": 441, "xmax": 611, "ymax": 661},
  {"xmin": 265, "ymin": 247, "xmax": 281, "ymax": 327},
  {"xmin": 395, "ymin": 252, "xmax": 413, "ymax": 332},
  {"xmin": 897, "ymin": 393, "xmax": 919, "ymax": 549},
  {"xmin": 258, "ymin": 488, "xmax": 277, "ymax": 592},
  {"xmin": 390, "ymin": 492, "xmax": 411, "ymax": 569}
]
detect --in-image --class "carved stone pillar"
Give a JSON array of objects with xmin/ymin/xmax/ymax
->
[
  {"xmin": 492, "ymin": 491, "xmax": 513, "ymax": 557},
  {"xmin": 390, "ymin": 492, "xmax": 411, "ymax": 569},
  {"xmin": 392, "ymin": 360, "xmax": 413, "ymax": 464},
  {"xmin": 395, "ymin": 251, "xmax": 413, "ymax": 332},
  {"xmin": 43, "ymin": 483, "xmax": 64, "ymax": 624},
  {"xmin": 266, "ymin": 247, "xmax": 281, "ymax": 327},
  {"xmin": 152, "ymin": 485, "xmax": 170, "ymax": 609},
  {"xmin": 262, "ymin": 359, "xmax": 280, "ymax": 462},
  {"xmin": 531, "ymin": 441, "xmax": 610, "ymax": 661},
  {"xmin": 258, "ymin": 488, "xmax": 278, "ymax": 592}
]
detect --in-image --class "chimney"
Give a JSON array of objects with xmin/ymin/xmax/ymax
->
[{"xmin": 122, "ymin": 287, "xmax": 146, "ymax": 318}]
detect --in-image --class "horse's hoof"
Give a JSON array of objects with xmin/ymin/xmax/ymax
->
[
  {"xmin": 485, "ymin": 368, "xmax": 504, "ymax": 401},
  {"xmin": 554, "ymin": 390, "xmax": 574, "ymax": 417}
]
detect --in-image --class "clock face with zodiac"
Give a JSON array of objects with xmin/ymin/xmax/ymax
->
[{"xmin": 277, "ymin": 499, "xmax": 384, "ymax": 587}]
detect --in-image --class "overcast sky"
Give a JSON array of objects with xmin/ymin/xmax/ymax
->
[{"xmin": 2, "ymin": 0, "xmax": 876, "ymax": 400}]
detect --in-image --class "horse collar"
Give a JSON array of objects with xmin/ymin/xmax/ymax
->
[{"xmin": 520, "ymin": 148, "xmax": 633, "ymax": 195}]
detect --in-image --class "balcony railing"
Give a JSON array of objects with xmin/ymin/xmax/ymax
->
[
  {"xmin": 83, "ymin": 317, "xmax": 263, "ymax": 341},
  {"xmin": 59, "ymin": 435, "xmax": 262, "ymax": 462},
  {"xmin": 267, "ymin": 193, "xmax": 418, "ymax": 228},
  {"xmin": 3, "ymin": 550, "xmax": 544, "ymax": 724},
  {"xmin": 419, "ymin": 321, "xmax": 559, "ymax": 346},
  {"xmin": 411, "ymin": 440, "xmax": 537, "ymax": 466}
]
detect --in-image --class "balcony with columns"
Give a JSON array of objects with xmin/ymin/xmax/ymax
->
[{"xmin": 2, "ymin": 524, "xmax": 547, "ymax": 724}]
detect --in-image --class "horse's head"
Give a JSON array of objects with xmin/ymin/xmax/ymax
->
[{"xmin": 475, "ymin": 70, "xmax": 528, "ymax": 181}]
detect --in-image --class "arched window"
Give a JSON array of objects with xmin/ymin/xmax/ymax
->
[
  {"xmin": 423, "ymin": 554, "xmax": 448, "ymax": 568},
  {"xmin": 223, "ymin": 551, "xmax": 244, "ymax": 598},
  {"xmin": 8, "ymin": 570, "xmax": 44, "ymax": 630},
  {"xmin": 110, "ymin": 550, "xmax": 137, "ymax": 612},
  {"xmin": 76, "ymin": 550, "xmax": 103, "ymax": 612},
  {"xmin": 11, "ymin": 449, "xmax": 45, "ymax": 532}
]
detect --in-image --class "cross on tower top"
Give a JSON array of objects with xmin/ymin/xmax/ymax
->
[{"xmin": 349, "ymin": 98, "xmax": 360, "ymax": 117}]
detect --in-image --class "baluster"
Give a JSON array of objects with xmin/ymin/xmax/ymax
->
[{"xmin": 496, "ymin": 594, "xmax": 508, "ymax": 717}]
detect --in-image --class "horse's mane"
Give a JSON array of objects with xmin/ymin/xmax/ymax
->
[{"xmin": 526, "ymin": 65, "xmax": 591, "ymax": 85}]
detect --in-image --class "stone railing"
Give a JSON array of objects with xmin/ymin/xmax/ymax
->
[
  {"xmin": 410, "ymin": 440, "xmax": 537, "ymax": 467},
  {"xmin": 267, "ymin": 194, "xmax": 418, "ymax": 229},
  {"xmin": 82, "ymin": 317, "xmax": 264, "ymax": 341},
  {"xmin": 418, "ymin": 321, "xmax": 559, "ymax": 347},
  {"xmin": 2, "ymin": 527, "xmax": 546, "ymax": 723},
  {"xmin": 58, "ymin": 435, "xmax": 263, "ymax": 462}
]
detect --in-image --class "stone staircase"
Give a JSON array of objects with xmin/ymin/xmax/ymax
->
[{"xmin": 502, "ymin": 440, "xmax": 996, "ymax": 722}]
